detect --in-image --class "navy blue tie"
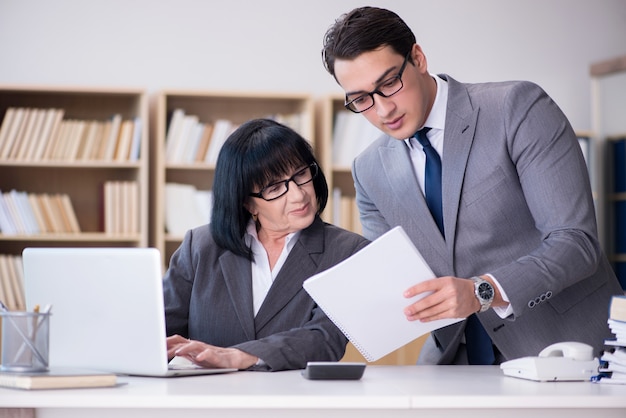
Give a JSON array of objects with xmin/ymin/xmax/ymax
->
[
  {"xmin": 465, "ymin": 314, "xmax": 495, "ymax": 365},
  {"xmin": 415, "ymin": 128, "xmax": 493, "ymax": 364},
  {"xmin": 414, "ymin": 128, "xmax": 444, "ymax": 235}
]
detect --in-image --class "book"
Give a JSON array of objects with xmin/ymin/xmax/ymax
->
[
  {"xmin": 58, "ymin": 194, "xmax": 81, "ymax": 233},
  {"xmin": 303, "ymin": 226, "xmax": 463, "ymax": 362},
  {"xmin": 0, "ymin": 107, "xmax": 25, "ymax": 159},
  {"xmin": 0, "ymin": 108, "xmax": 17, "ymax": 157},
  {"xmin": 8, "ymin": 108, "xmax": 34, "ymax": 160},
  {"xmin": 94, "ymin": 119, "xmax": 112, "ymax": 160},
  {"xmin": 38, "ymin": 193, "xmax": 65, "ymax": 233},
  {"xmin": 610, "ymin": 295, "xmax": 626, "ymax": 322},
  {"xmin": 8, "ymin": 254, "xmax": 25, "ymax": 310},
  {"xmin": 164, "ymin": 183, "xmax": 210, "ymax": 235},
  {"xmin": 194, "ymin": 123, "xmax": 214, "ymax": 162},
  {"xmin": 0, "ymin": 256, "xmax": 9, "ymax": 307},
  {"xmin": 11, "ymin": 189, "xmax": 39, "ymax": 234},
  {"xmin": 0, "ymin": 368, "xmax": 117, "ymax": 390},
  {"xmin": 164, "ymin": 108, "xmax": 185, "ymax": 162},
  {"xmin": 595, "ymin": 295, "xmax": 626, "ymax": 384},
  {"xmin": 114, "ymin": 119, "xmax": 135, "ymax": 161},
  {"xmin": 2, "ymin": 191, "xmax": 27, "ymax": 234},
  {"xmin": 171, "ymin": 114, "xmax": 199, "ymax": 163},
  {"xmin": 0, "ymin": 254, "xmax": 17, "ymax": 310},
  {"xmin": 332, "ymin": 110, "xmax": 382, "ymax": 167},
  {"xmin": 0, "ymin": 192, "xmax": 17, "ymax": 234},
  {"xmin": 204, "ymin": 119, "xmax": 233, "ymax": 165},
  {"xmin": 128, "ymin": 116, "xmax": 142, "ymax": 161},
  {"xmin": 102, "ymin": 114, "xmax": 122, "ymax": 161},
  {"xmin": 17, "ymin": 108, "xmax": 46, "ymax": 161}
]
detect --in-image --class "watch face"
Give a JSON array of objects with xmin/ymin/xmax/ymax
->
[{"xmin": 478, "ymin": 282, "xmax": 494, "ymax": 300}]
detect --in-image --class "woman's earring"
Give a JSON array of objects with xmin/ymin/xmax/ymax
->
[{"xmin": 252, "ymin": 213, "xmax": 258, "ymax": 222}]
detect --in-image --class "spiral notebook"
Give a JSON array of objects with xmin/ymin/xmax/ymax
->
[{"xmin": 303, "ymin": 226, "xmax": 463, "ymax": 362}]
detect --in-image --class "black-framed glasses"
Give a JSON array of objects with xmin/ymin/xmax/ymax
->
[
  {"xmin": 344, "ymin": 51, "xmax": 411, "ymax": 113},
  {"xmin": 249, "ymin": 163, "xmax": 318, "ymax": 201}
]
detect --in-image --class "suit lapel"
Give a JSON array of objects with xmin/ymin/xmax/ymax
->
[
  {"xmin": 380, "ymin": 140, "xmax": 448, "ymax": 267},
  {"xmin": 441, "ymin": 76, "xmax": 479, "ymax": 258},
  {"xmin": 381, "ymin": 143, "xmax": 443, "ymax": 238},
  {"xmin": 254, "ymin": 217, "xmax": 325, "ymax": 332},
  {"xmin": 220, "ymin": 251, "xmax": 256, "ymax": 340}
]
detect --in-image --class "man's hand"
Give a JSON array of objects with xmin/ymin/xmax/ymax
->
[{"xmin": 403, "ymin": 276, "xmax": 481, "ymax": 321}]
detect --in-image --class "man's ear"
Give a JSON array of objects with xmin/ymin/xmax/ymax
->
[{"xmin": 412, "ymin": 43, "xmax": 427, "ymax": 72}]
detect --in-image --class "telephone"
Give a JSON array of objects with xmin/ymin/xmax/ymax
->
[{"xmin": 500, "ymin": 342, "xmax": 599, "ymax": 381}]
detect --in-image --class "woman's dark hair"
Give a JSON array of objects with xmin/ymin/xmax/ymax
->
[
  {"xmin": 322, "ymin": 6, "xmax": 417, "ymax": 78},
  {"xmin": 210, "ymin": 118, "xmax": 328, "ymax": 259}
]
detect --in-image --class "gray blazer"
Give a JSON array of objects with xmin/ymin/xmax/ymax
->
[
  {"xmin": 163, "ymin": 216, "xmax": 369, "ymax": 371},
  {"xmin": 352, "ymin": 74, "xmax": 623, "ymax": 363}
]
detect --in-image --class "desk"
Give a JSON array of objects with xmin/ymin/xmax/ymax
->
[{"xmin": 1, "ymin": 366, "xmax": 625, "ymax": 418}]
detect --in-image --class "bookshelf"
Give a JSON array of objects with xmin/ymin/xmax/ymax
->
[
  {"xmin": 150, "ymin": 90, "xmax": 314, "ymax": 268},
  {"xmin": 0, "ymin": 86, "xmax": 149, "ymax": 309},
  {"xmin": 591, "ymin": 55, "xmax": 626, "ymax": 291}
]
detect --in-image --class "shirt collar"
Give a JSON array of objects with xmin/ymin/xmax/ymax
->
[
  {"xmin": 423, "ymin": 74, "xmax": 448, "ymax": 131},
  {"xmin": 245, "ymin": 219, "xmax": 300, "ymax": 252}
]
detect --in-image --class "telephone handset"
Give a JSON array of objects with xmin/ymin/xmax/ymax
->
[{"xmin": 500, "ymin": 342, "xmax": 598, "ymax": 381}]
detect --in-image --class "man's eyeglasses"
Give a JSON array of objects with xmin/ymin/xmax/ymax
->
[
  {"xmin": 249, "ymin": 163, "xmax": 318, "ymax": 201},
  {"xmin": 344, "ymin": 51, "xmax": 411, "ymax": 113}
]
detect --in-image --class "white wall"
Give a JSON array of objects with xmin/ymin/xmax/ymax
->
[{"xmin": 1, "ymin": 0, "xmax": 625, "ymax": 131}]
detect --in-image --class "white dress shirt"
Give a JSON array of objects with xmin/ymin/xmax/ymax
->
[{"xmin": 246, "ymin": 220, "xmax": 300, "ymax": 316}]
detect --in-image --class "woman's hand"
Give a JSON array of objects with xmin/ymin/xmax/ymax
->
[{"xmin": 166, "ymin": 335, "xmax": 259, "ymax": 369}]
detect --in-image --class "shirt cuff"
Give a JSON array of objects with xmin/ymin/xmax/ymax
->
[{"xmin": 485, "ymin": 273, "xmax": 513, "ymax": 318}]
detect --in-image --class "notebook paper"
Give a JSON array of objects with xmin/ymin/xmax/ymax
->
[{"xmin": 303, "ymin": 226, "xmax": 462, "ymax": 362}]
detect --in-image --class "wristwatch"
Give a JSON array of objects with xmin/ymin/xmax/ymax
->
[{"xmin": 471, "ymin": 276, "xmax": 494, "ymax": 313}]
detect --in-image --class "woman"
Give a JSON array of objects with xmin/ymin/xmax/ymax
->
[{"xmin": 164, "ymin": 118, "xmax": 369, "ymax": 371}]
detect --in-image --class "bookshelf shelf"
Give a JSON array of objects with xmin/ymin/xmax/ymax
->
[
  {"xmin": 151, "ymin": 89, "xmax": 315, "ymax": 267},
  {"xmin": 0, "ymin": 86, "xmax": 149, "ymax": 274}
]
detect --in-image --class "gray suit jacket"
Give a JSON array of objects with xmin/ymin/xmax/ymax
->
[
  {"xmin": 352, "ymin": 74, "xmax": 623, "ymax": 363},
  {"xmin": 163, "ymin": 216, "xmax": 369, "ymax": 371}
]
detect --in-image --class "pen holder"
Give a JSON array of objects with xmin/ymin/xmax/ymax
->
[{"xmin": 0, "ymin": 311, "xmax": 51, "ymax": 372}]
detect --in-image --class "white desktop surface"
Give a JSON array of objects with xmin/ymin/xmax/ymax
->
[{"xmin": 1, "ymin": 366, "xmax": 625, "ymax": 418}]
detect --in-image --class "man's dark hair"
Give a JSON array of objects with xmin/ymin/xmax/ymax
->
[{"xmin": 322, "ymin": 6, "xmax": 417, "ymax": 78}]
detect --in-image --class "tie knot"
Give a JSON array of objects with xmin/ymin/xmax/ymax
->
[{"xmin": 414, "ymin": 127, "xmax": 432, "ymax": 148}]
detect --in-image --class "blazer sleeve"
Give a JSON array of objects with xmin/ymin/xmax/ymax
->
[{"xmin": 487, "ymin": 81, "xmax": 603, "ymax": 317}]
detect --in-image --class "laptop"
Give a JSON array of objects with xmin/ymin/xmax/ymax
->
[{"xmin": 22, "ymin": 247, "xmax": 237, "ymax": 377}]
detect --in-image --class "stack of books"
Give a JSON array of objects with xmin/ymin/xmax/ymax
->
[
  {"xmin": 103, "ymin": 181, "xmax": 140, "ymax": 235},
  {"xmin": 332, "ymin": 110, "xmax": 382, "ymax": 168},
  {"xmin": 0, "ymin": 108, "xmax": 141, "ymax": 163},
  {"xmin": 163, "ymin": 109, "xmax": 308, "ymax": 166},
  {"xmin": 595, "ymin": 295, "xmax": 626, "ymax": 384},
  {"xmin": 164, "ymin": 183, "xmax": 212, "ymax": 236},
  {"xmin": 0, "ymin": 190, "xmax": 80, "ymax": 235}
]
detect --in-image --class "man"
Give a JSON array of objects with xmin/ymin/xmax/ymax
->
[{"xmin": 322, "ymin": 6, "xmax": 623, "ymax": 365}]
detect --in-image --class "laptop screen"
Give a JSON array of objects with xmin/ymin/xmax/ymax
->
[{"xmin": 22, "ymin": 247, "xmax": 172, "ymax": 376}]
